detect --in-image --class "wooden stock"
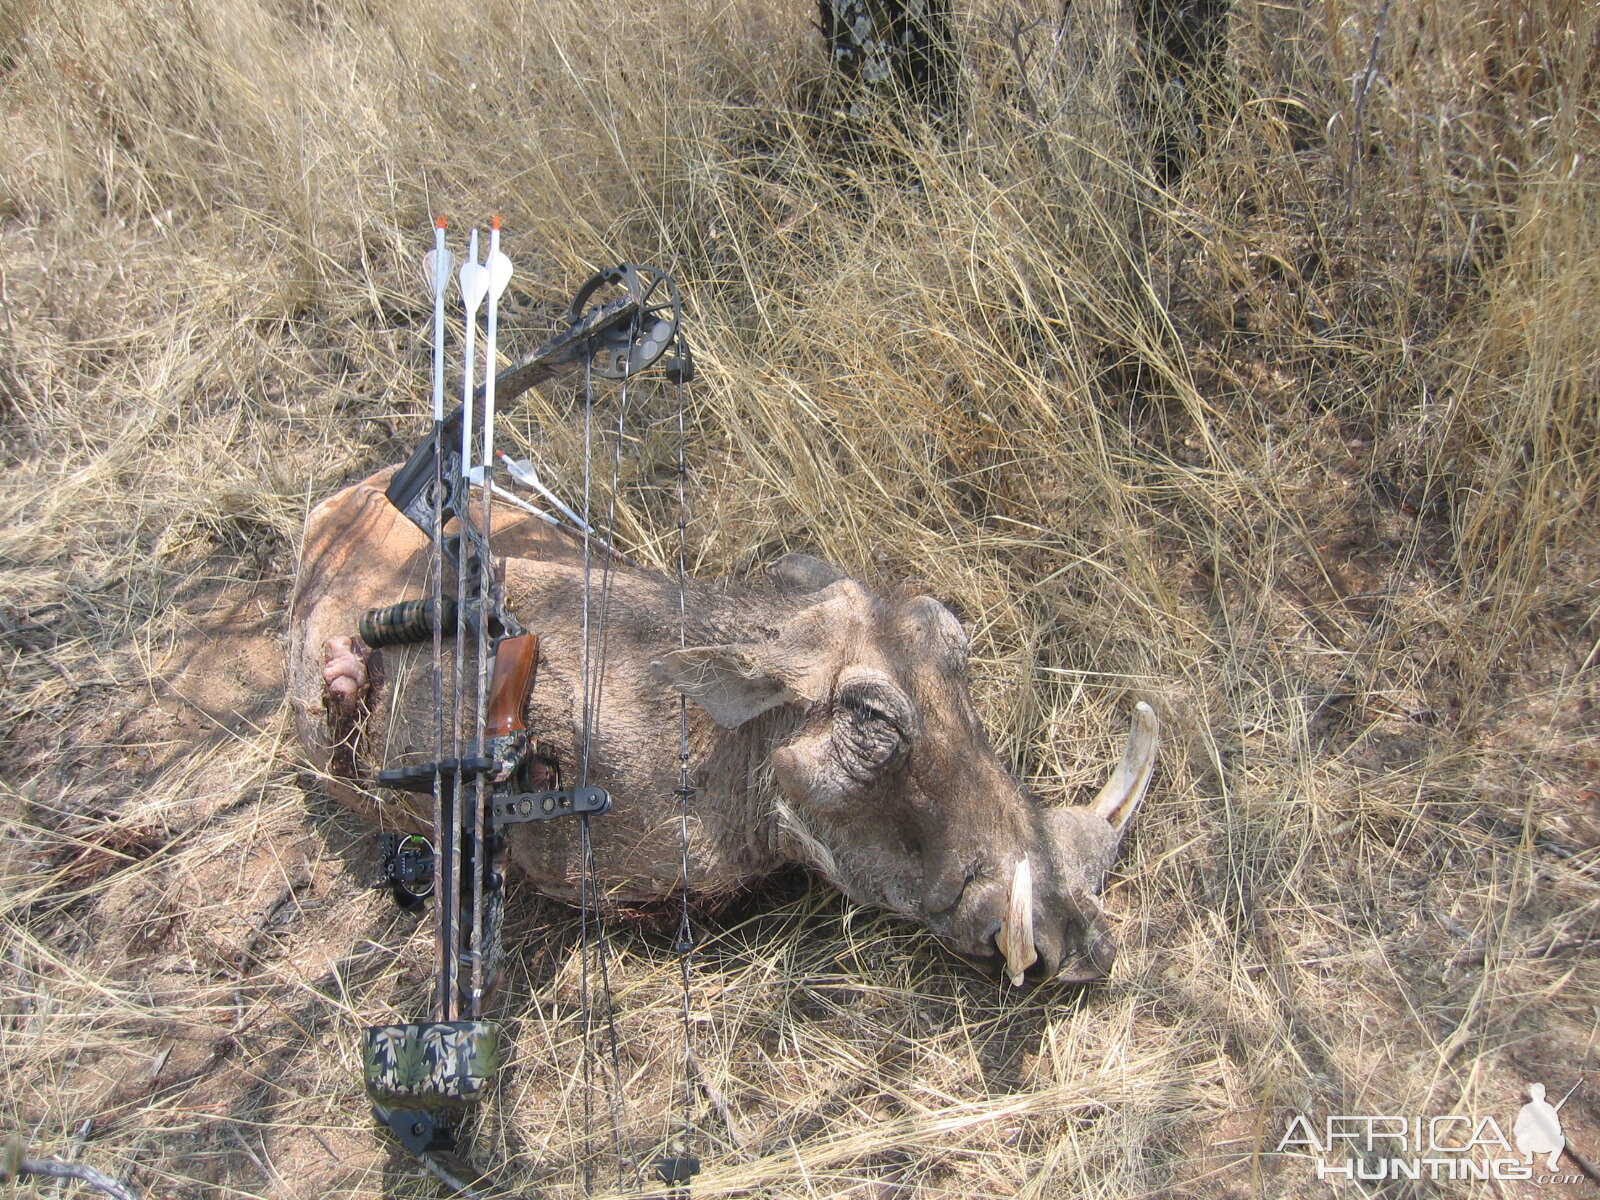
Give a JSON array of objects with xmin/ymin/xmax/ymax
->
[{"xmin": 486, "ymin": 635, "xmax": 539, "ymax": 737}]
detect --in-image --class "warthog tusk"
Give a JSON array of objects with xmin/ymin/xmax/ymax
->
[
  {"xmin": 995, "ymin": 857, "xmax": 1037, "ymax": 987},
  {"xmin": 1092, "ymin": 701, "xmax": 1159, "ymax": 833}
]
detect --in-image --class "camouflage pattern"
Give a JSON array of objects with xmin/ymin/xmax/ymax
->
[
  {"xmin": 480, "ymin": 890, "xmax": 504, "ymax": 1001},
  {"xmin": 362, "ymin": 1020, "xmax": 501, "ymax": 1108},
  {"xmin": 819, "ymin": 0, "xmax": 954, "ymax": 115}
]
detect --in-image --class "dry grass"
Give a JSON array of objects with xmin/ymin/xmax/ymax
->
[{"xmin": 2, "ymin": 0, "xmax": 1598, "ymax": 1195}]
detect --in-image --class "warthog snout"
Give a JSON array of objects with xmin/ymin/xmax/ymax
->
[
  {"xmin": 922, "ymin": 702, "xmax": 1159, "ymax": 986},
  {"xmin": 924, "ymin": 846, "xmax": 1119, "ymax": 986}
]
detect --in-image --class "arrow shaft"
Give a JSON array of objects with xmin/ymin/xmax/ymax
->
[
  {"xmin": 482, "ymin": 226, "xmax": 501, "ymax": 471},
  {"xmin": 446, "ymin": 226, "xmax": 483, "ymax": 1023},
  {"xmin": 459, "ymin": 228, "xmax": 483, "ymax": 483},
  {"xmin": 459, "ymin": 321, "xmax": 478, "ymax": 479},
  {"xmin": 428, "ymin": 218, "xmax": 451, "ymax": 1021},
  {"xmin": 429, "ymin": 224, "xmax": 450, "ymax": 423},
  {"xmin": 505, "ymin": 456, "xmax": 595, "ymax": 536}
]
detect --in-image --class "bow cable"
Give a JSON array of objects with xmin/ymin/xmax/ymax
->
[
  {"xmin": 596, "ymin": 349, "xmax": 637, "ymax": 1185},
  {"xmin": 577, "ymin": 349, "xmax": 632, "ymax": 1189},
  {"xmin": 668, "ymin": 334, "xmax": 701, "ymax": 1189},
  {"xmin": 577, "ymin": 350, "xmax": 599, "ymax": 1191}
]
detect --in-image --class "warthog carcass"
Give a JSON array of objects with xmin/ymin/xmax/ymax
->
[{"xmin": 288, "ymin": 466, "xmax": 1157, "ymax": 985}]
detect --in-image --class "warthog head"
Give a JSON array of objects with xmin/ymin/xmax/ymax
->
[{"xmin": 654, "ymin": 554, "xmax": 1157, "ymax": 985}]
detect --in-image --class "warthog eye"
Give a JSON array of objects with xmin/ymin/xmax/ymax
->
[{"xmin": 835, "ymin": 686, "xmax": 907, "ymax": 775}]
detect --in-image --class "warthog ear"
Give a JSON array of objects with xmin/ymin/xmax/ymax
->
[
  {"xmin": 652, "ymin": 645, "xmax": 802, "ymax": 728},
  {"xmin": 901, "ymin": 595, "xmax": 969, "ymax": 665},
  {"xmin": 656, "ymin": 582, "xmax": 864, "ymax": 726},
  {"xmin": 769, "ymin": 552, "xmax": 845, "ymax": 594}
]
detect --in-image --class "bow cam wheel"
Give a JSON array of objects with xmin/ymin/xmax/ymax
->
[{"xmin": 569, "ymin": 264, "xmax": 682, "ymax": 379}]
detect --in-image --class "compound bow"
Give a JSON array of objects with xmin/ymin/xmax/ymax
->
[{"xmin": 352, "ymin": 227, "xmax": 695, "ymax": 1195}]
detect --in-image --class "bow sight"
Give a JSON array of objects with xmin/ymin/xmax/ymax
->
[{"xmin": 354, "ymin": 243, "xmax": 694, "ymax": 1193}]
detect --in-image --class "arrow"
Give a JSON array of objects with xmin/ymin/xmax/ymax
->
[
  {"xmin": 422, "ymin": 217, "xmax": 454, "ymax": 424},
  {"xmin": 1556, "ymin": 1078, "xmax": 1582, "ymax": 1111},
  {"xmin": 458, "ymin": 229, "xmax": 488, "ymax": 478},
  {"xmin": 447, "ymin": 226, "xmax": 487, "ymax": 1026},
  {"xmin": 423, "ymin": 216, "xmax": 456, "ymax": 1023},
  {"xmin": 464, "ymin": 220, "xmax": 515, "ymax": 1018},
  {"xmin": 487, "ymin": 481, "xmax": 563, "ymax": 532},
  {"xmin": 480, "ymin": 216, "xmax": 514, "ymax": 475},
  {"xmin": 497, "ymin": 450, "xmax": 595, "ymax": 536}
]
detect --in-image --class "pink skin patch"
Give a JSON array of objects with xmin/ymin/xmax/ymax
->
[
  {"xmin": 320, "ymin": 634, "xmax": 376, "ymax": 781},
  {"xmin": 322, "ymin": 635, "xmax": 369, "ymax": 701}
]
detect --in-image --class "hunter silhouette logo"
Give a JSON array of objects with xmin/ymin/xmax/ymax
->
[
  {"xmin": 1278, "ymin": 1080, "xmax": 1584, "ymax": 1185},
  {"xmin": 1515, "ymin": 1082, "xmax": 1568, "ymax": 1171}
]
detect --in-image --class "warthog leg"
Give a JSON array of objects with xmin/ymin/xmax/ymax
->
[
  {"xmin": 322, "ymin": 635, "xmax": 370, "ymax": 709},
  {"xmin": 321, "ymin": 635, "xmax": 375, "ymax": 780}
]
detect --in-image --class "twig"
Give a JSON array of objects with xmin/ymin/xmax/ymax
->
[
  {"xmin": 1343, "ymin": 0, "xmax": 1394, "ymax": 215},
  {"xmin": 239, "ymin": 869, "xmax": 313, "ymax": 964},
  {"xmin": 1565, "ymin": 1140, "xmax": 1600, "ymax": 1186},
  {"xmin": 0, "ymin": 1158, "xmax": 142, "ymax": 1200},
  {"xmin": 55, "ymin": 1120, "xmax": 95, "ymax": 1199},
  {"xmin": 0, "ymin": 609, "xmax": 76, "ymax": 684},
  {"xmin": 1451, "ymin": 930, "xmax": 1600, "ymax": 969},
  {"xmin": 1004, "ymin": 12, "xmax": 1048, "ymax": 127},
  {"xmin": 689, "ymin": 1044, "xmax": 749, "ymax": 1154}
]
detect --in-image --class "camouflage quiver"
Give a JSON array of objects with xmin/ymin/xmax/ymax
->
[{"xmin": 362, "ymin": 1020, "xmax": 502, "ymax": 1108}]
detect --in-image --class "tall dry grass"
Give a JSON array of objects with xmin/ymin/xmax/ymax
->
[{"xmin": 1, "ymin": 0, "xmax": 1597, "ymax": 1196}]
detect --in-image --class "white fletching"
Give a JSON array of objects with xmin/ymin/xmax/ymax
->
[
  {"xmin": 424, "ymin": 224, "xmax": 454, "ymax": 423},
  {"xmin": 499, "ymin": 452, "xmax": 595, "ymax": 536},
  {"xmin": 486, "ymin": 249, "xmax": 513, "ymax": 301},
  {"xmin": 422, "ymin": 246, "xmax": 455, "ymax": 297},
  {"xmin": 459, "ymin": 259, "xmax": 490, "ymax": 316},
  {"xmin": 481, "ymin": 222, "xmax": 513, "ymax": 471}
]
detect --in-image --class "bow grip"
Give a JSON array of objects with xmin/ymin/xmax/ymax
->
[{"xmin": 487, "ymin": 635, "xmax": 539, "ymax": 737}]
